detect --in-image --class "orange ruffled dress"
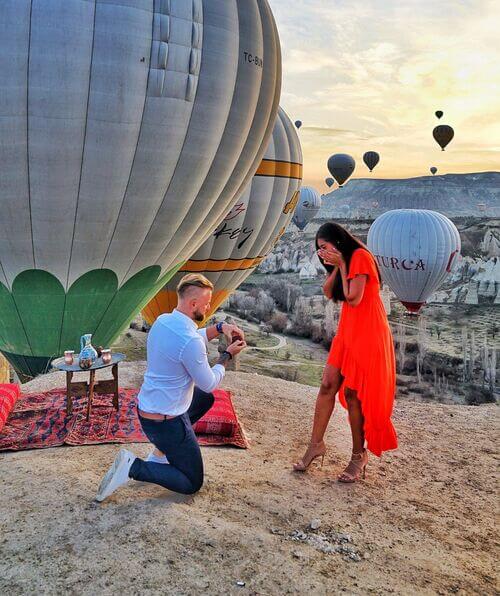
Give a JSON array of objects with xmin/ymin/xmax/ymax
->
[{"xmin": 328, "ymin": 248, "xmax": 398, "ymax": 456}]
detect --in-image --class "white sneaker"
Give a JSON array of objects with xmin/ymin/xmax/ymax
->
[
  {"xmin": 146, "ymin": 451, "xmax": 169, "ymax": 464},
  {"xmin": 95, "ymin": 449, "xmax": 136, "ymax": 502}
]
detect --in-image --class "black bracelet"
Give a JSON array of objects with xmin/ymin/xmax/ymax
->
[
  {"xmin": 216, "ymin": 321, "xmax": 224, "ymax": 334},
  {"xmin": 222, "ymin": 350, "xmax": 233, "ymax": 360}
]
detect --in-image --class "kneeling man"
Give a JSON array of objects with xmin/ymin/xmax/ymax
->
[{"xmin": 96, "ymin": 274, "xmax": 246, "ymax": 501}]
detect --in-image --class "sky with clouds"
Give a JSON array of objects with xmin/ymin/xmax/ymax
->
[{"xmin": 270, "ymin": 0, "xmax": 500, "ymax": 187}]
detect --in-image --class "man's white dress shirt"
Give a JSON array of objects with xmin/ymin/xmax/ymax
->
[{"xmin": 137, "ymin": 309, "xmax": 225, "ymax": 416}]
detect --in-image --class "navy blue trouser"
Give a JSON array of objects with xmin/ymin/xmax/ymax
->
[{"xmin": 129, "ymin": 388, "xmax": 215, "ymax": 495}]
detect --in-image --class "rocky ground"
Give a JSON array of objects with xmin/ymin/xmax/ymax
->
[{"xmin": 1, "ymin": 366, "xmax": 498, "ymax": 595}]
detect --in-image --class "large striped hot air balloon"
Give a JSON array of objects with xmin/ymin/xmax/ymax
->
[
  {"xmin": 0, "ymin": 0, "xmax": 281, "ymax": 378},
  {"xmin": 367, "ymin": 210, "xmax": 461, "ymax": 313},
  {"xmin": 292, "ymin": 187, "xmax": 322, "ymax": 231},
  {"xmin": 142, "ymin": 107, "xmax": 303, "ymax": 324}
]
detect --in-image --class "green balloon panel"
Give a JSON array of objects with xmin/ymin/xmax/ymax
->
[{"xmin": 0, "ymin": 264, "xmax": 182, "ymax": 378}]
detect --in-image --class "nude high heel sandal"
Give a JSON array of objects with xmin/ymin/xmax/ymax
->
[
  {"xmin": 293, "ymin": 441, "xmax": 326, "ymax": 472},
  {"xmin": 337, "ymin": 449, "xmax": 368, "ymax": 483}
]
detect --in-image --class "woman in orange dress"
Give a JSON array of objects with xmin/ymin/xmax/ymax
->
[{"xmin": 293, "ymin": 222, "xmax": 397, "ymax": 482}]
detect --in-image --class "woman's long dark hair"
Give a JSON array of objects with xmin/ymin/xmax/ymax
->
[{"xmin": 315, "ymin": 222, "xmax": 380, "ymax": 302}]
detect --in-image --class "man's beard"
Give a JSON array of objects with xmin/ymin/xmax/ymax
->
[{"xmin": 193, "ymin": 309, "xmax": 205, "ymax": 322}]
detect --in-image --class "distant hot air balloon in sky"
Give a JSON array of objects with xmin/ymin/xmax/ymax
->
[
  {"xmin": 327, "ymin": 154, "xmax": 356, "ymax": 187},
  {"xmin": 433, "ymin": 125, "xmax": 454, "ymax": 151},
  {"xmin": 143, "ymin": 108, "xmax": 303, "ymax": 324},
  {"xmin": 295, "ymin": 120, "xmax": 302, "ymax": 129},
  {"xmin": 430, "ymin": 167, "xmax": 438, "ymax": 175},
  {"xmin": 367, "ymin": 209, "xmax": 461, "ymax": 313},
  {"xmin": 293, "ymin": 187, "xmax": 322, "ymax": 231},
  {"xmin": 363, "ymin": 151, "xmax": 380, "ymax": 172},
  {"xmin": 325, "ymin": 178, "xmax": 335, "ymax": 188},
  {"xmin": 0, "ymin": 0, "xmax": 281, "ymax": 378},
  {"xmin": 435, "ymin": 110, "xmax": 443, "ymax": 119}
]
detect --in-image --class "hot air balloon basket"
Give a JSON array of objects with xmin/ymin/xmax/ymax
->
[{"xmin": 0, "ymin": 388, "xmax": 249, "ymax": 452}]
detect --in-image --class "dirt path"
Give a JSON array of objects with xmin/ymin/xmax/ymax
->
[{"xmin": 1, "ymin": 367, "xmax": 497, "ymax": 595}]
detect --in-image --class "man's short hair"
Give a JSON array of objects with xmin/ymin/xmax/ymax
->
[{"xmin": 176, "ymin": 273, "xmax": 214, "ymax": 298}]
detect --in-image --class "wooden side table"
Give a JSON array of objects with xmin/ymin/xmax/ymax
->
[{"xmin": 52, "ymin": 353, "xmax": 126, "ymax": 421}]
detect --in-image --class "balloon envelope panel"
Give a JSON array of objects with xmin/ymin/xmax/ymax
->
[
  {"xmin": 143, "ymin": 107, "xmax": 303, "ymax": 323},
  {"xmin": 0, "ymin": 0, "xmax": 281, "ymax": 377},
  {"xmin": 367, "ymin": 209, "xmax": 461, "ymax": 312}
]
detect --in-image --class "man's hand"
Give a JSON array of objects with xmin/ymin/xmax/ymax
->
[
  {"xmin": 221, "ymin": 323, "xmax": 245, "ymax": 343},
  {"xmin": 225, "ymin": 339, "xmax": 247, "ymax": 358}
]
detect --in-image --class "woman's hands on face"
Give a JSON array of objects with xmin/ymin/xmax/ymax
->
[{"xmin": 318, "ymin": 246, "xmax": 345, "ymax": 268}]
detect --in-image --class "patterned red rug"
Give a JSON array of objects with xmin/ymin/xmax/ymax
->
[{"xmin": 0, "ymin": 388, "xmax": 248, "ymax": 451}]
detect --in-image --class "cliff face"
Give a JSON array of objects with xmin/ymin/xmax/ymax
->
[
  {"xmin": 318, "ymin": 172, "xmax": 500, "ymax": 219},
  {"xmin": 431, "ymin": 254, "xmax": 500, "ymax": 305}
]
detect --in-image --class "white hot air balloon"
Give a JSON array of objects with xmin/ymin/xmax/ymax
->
[
  {"xmin": 0, "ymin": 0, "xmax": 281, "ymax": 378},
  {"xmin": 292, "ymin": 187, "xmax": 322, "ymax": 231},
  {"xmin": 367, "ymin": 209, "xmax": 461, "ymax": 313},
  {"xmin": 143, "ymin": 107, "xmax": 303, "ymax": 323}
]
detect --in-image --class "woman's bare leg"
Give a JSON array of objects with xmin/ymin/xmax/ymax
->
[
  {"xmin": 343, "ymin": 387, "xmax": 365, "ymax": 453},
  {"xmin": 338, "ymin": 387, "xmax": 368, "ymax": 482},
  {"xmin": 293, "ymin": 365, "xmax": 344, "ymax": 470},
  {"xmin": 310, "ymin": 364, "xmax": 344, "ymax": 443}
]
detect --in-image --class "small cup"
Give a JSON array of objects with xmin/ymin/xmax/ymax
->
[
  {"xmin": 64, "ymin": 350, "xmax": 75, "ymax": 365},
  {"xmin": 101, "ymin": 349, "xmax": 112, "ymax": 364}
]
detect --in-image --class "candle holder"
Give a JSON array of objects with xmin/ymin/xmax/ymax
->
[{"xmin": 101, "ymin": 349, "xmax": 112, "ymax": 365}]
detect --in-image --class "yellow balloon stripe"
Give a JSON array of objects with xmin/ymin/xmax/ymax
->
[
  {"xmin": 181, "ymin": 256, "xmax": 264, "ymax": 273},
  {"xmin": 255, "ymin": 159, "xmax": 302, "ymax": 180}
]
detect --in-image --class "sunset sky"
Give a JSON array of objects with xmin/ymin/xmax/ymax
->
[{"xmin": 271, "ymin": 0, "xmax": 500, "ymax": 187}]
